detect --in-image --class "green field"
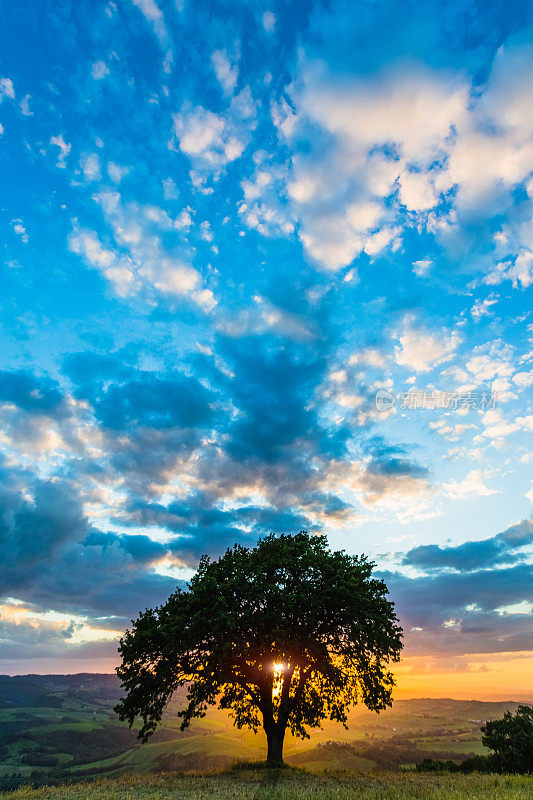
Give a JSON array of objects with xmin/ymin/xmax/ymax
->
[
  {"xmin": 0, "ymin": 675, "xmax": 529, "ymax": 790},
  {"xmin": 2, "ymin": 767, "xmax": 532, "ymax": 800}
]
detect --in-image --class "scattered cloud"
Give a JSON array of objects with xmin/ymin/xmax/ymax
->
[
  {"xmin": 211, "ymin": 50, "xmax": 238, "ymax": 94},
  {"xmin": 19, "ymin": 94, "xmax": 32, "ymax": 115},
  {"xmin": 80, "ymin": 152, "xmax": 101, "ymax": 182},
  {"xmin": 11, "ymin": 219, "xmax": 28, "ymax": 244},
  {"xmin": 50, "ymin": 134, "xmax": 71, "ymax": 168},
  {"xmin": 262, "ymin": 11, "xmax": 276, "ymax": 33},
  {"xmin": 130, "ymin": 0, "xmax": 168, "ymax": 47},
  {"xmin": 442, "ymin": 469, "xmax": 499, "ymax": 499},
  {"xmin": 0, "ymin": 77, "xmax": 15, "ymax": 100},
  {"xmin": 173, "ymin": 88, "xmax": 257, "ymax": 180},
  {"xmin": 91, "ymin": 61, "xmax": 109, "ymax": 80},
  {"xmin": 395, "ymin": 324, "xmax": 461, "ymax": 372}
]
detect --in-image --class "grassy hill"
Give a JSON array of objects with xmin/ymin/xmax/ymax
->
[
  {"xmin": 0, "ymin": 674, "xmax": 529, "ymax": 790},
  {"xmin": 2, "ymin": 766, "xmax": 532, "ymax": 800}
]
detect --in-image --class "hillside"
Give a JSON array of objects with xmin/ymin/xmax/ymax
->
[{"xmin": 0, "ymin": 674, "xmax": 527, "ymax": 790}]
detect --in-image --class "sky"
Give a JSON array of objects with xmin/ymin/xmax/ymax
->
[{"xmin": 0, "ymin": 0, "xmax": 532, "ymax": 699}]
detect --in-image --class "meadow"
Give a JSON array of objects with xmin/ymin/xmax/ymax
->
[{"xmin": 2, "ymin": 766, "xmax": 533, "ymax": 800}]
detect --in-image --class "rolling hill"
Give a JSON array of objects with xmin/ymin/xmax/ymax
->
[{"xmin": 0, "ymin": 674, "xmax": 526, "ymax": 790}]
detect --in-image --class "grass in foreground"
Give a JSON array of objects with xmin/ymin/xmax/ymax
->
[{"xmin": 2, "ymin": 764, "xmax": 532, "ymax": 800}]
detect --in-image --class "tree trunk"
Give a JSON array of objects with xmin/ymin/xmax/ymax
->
[{"xmin": 265, "ymin": 725, "xmax": 286, "ymax": 766}]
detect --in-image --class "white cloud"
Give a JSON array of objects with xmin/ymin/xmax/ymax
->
[
  {"xmin": 413, "ymin": 259, "xmax": 432, "ymax": 277},
  {"xmin": 420, "ymin": 44, "xmax": 533, "ymax": 230},
  {"xmin": 395, "ymin": 324, "xmax": 461, "ymax": 372},
  {"xmin": 492, "ymin": 252, "xmax": 533, "ymax": 290},
  {"xmin": 152, "ymin": 259, "xmax": 202, "ymax": 296},
  {"xmin": 69, "ymin": 230, "xmax": 116, "ymax": 270},
  {"xmin": 50, "ymin": 135, "xmax": 71, "ymax": 168},
  {"xmin": 466, "ymin": 343, "xmax": 513, "ymax": 383},
  {"xmin": 69, "ymin": 229, "xmax": 136, "ymax": 298},
  {"xmin": 349, "ymin": 347, "xmax": 388, "ymax": 368},
  {"xmin": 162, "ymin": 177, "xmax": 178, "ymax": 199},
  {"xmin": 444, "ymin": 130, "xmax": 532, "ymax": 210},
  {"xmin": 297, "ymin": 195, "xmax": 392, "ymax": 271},
  {"xmin": 491, "ymin": 377, "xmax": 517, "ymax": 403},
  {"xmin": 510, "ymin": 252, "xmax": 533, "ymax": 289},
  {"xmin": 429, "ymin": 420, "xmax": 477, "ymax": 441},
  {"xmin": 443, "ymin": 469, "xmax": 498, "ymax": 499},
  {"xmin": 447, "ymin": 43, "xmax": 533, "ymax": 209},
  {"xmin": 130, "ymin": 0, "xmax": 168, "ymax": 45},
  {"xmin": 518, "ymin": 415, "xmax": 533, "ymax": 432},
  {"xmin": 271, "ymin": 95, "xmax": 297, "ymax": 138},
  {"xmin": 268, "ymin": 61, "xmax": 468, "ymax": 270},
  {"xmin": 471, "ymin": 294, "xmax": 498, "ymax": 320},
  {"xmin": 475, "ymin": 409, "xmax": 533, "ymax": 444},
  {"xmin": 211, "ymin": 50, "xmax": 238, "ymax": 94},
  {"xmin": 239, "ymin": 159, "xmax": 295, "ymax": 237},
  {"xmin": 173, "ymin": 88, "xmax": 257, "ymax": 180},
  {"xmin": 192, "ymin": 288, "xmax": 217, "ymax": 313},
  {"xmin": 364, "ymin": 225, "xmax": 399, "ymax": 255},
  {"xmin": 140, "ymin": 202, "xmax": 192, "ymax": 231},
  {"xmin": 175, "ymin": 106, "xmax": 224, "ymax": 157},
  {"xmin": 11, "ymin": 219, "xmax": 28, "ymax": 244},
  {"xmin": 324, "ymin": 458, "xmax": 435, "ymax": 525},
  {"xmin": 74, "ymin": 190, "xmax": 217, "ymax": 312},
  {"xmin": 107, "ymin": 162, "xmax": 130, "ymax": 183},
  {"xmin": 199, "ymin": 220, "xmax": 213, "ymax": 242},
  {"xmin": 336, "ymin": 392, "xmax": 365, "ymax": 409},
  {"xmin": 0, "ymin": 77, "xmax": 15, "ymax": 100},
  {"xmin": 69, "ymin": 232, "xmax": 132, "ymax": 297},
  {"xmin": 258, "ymin": 41, "xmax": 533, "ymax": 274},
  {"xmin": 262, "ymin": 11, "xmax": 276, "ymax": 33},
  {"xmin": 19, "ymin": 94, "xmax": 32, "ymax": 115},
  {"xmin": 398, "ymin": 170, "xmax": 437, "ymax": 211},
  {"xmin": 513, "ymin": 370, "xmax": 533, "ymax": 388},
  {"xmin": 80, "ymin": 152, "xmax": 101, "ymax": 182},
  {"xmin": 104, "ymin": 265, "xmax": 137, "ymax": 296},
  {"xmin": 130, "ymin": 0, "xmax": 172, "ymax": 71},
  {"xmin": 478, "ymin": 409, "xmax": 517, "ymax": 440},
  {"xmin": 330, "ymin": 370, "xmax": 347, "ymax": 384},
  {"xmin": 239, "ymin": 167, "xmax": 294, "ymax": 237},
  {"xmin": 92, "ymin": 61, "xmax": 110, "ymax": 80},
  {"xmin": 295, "ymin": 62, "xmax": 467, "ymax": 162}
]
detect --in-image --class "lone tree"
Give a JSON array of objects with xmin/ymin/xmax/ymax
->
[{"xmin": 115, "ymin": 532, "xmax": 403, "ymax": 765}]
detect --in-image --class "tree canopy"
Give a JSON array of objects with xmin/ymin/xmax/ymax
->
[
  {"xmin": 482, "ymin": 705, "xmax": 533, "ymax": 774},
  {"xmin": 114, "ymin": 531, "xmax": 403, "ymax": 764}
]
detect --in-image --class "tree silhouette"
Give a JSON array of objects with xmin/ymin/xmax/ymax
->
[
  {"xmin": 482, "ymin": 705, "xmax": 533, "ymax": 774},
  {"xmin": 114, "ymin": 532, "xmax": 403, "ymax": 765}
]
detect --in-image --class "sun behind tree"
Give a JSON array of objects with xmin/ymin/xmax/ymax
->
[{"xmin": 114, "ymin": 532, "xmax": 403, "ymax": 765}]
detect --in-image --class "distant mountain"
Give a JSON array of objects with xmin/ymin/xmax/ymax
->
[
  {"xmin": 0, "ymin": 676, "xmax": 64, "ymax": 708},
  {"xmin": 383, "ymin": 698, "xmax": 524, "ymax": 720}
]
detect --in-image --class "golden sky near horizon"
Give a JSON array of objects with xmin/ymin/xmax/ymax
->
[
  {"xmin": 393, "ymin": 651, "xmax": 533, "ymax": 700},
  {"xmin": 3, "ymin": 651, "xmax": 532, "ymax": 703}
]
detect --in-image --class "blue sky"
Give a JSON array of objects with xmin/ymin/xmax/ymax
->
[{"xmin": 0, "ymin": 0, "xmax": 532, "ymax": 691}]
